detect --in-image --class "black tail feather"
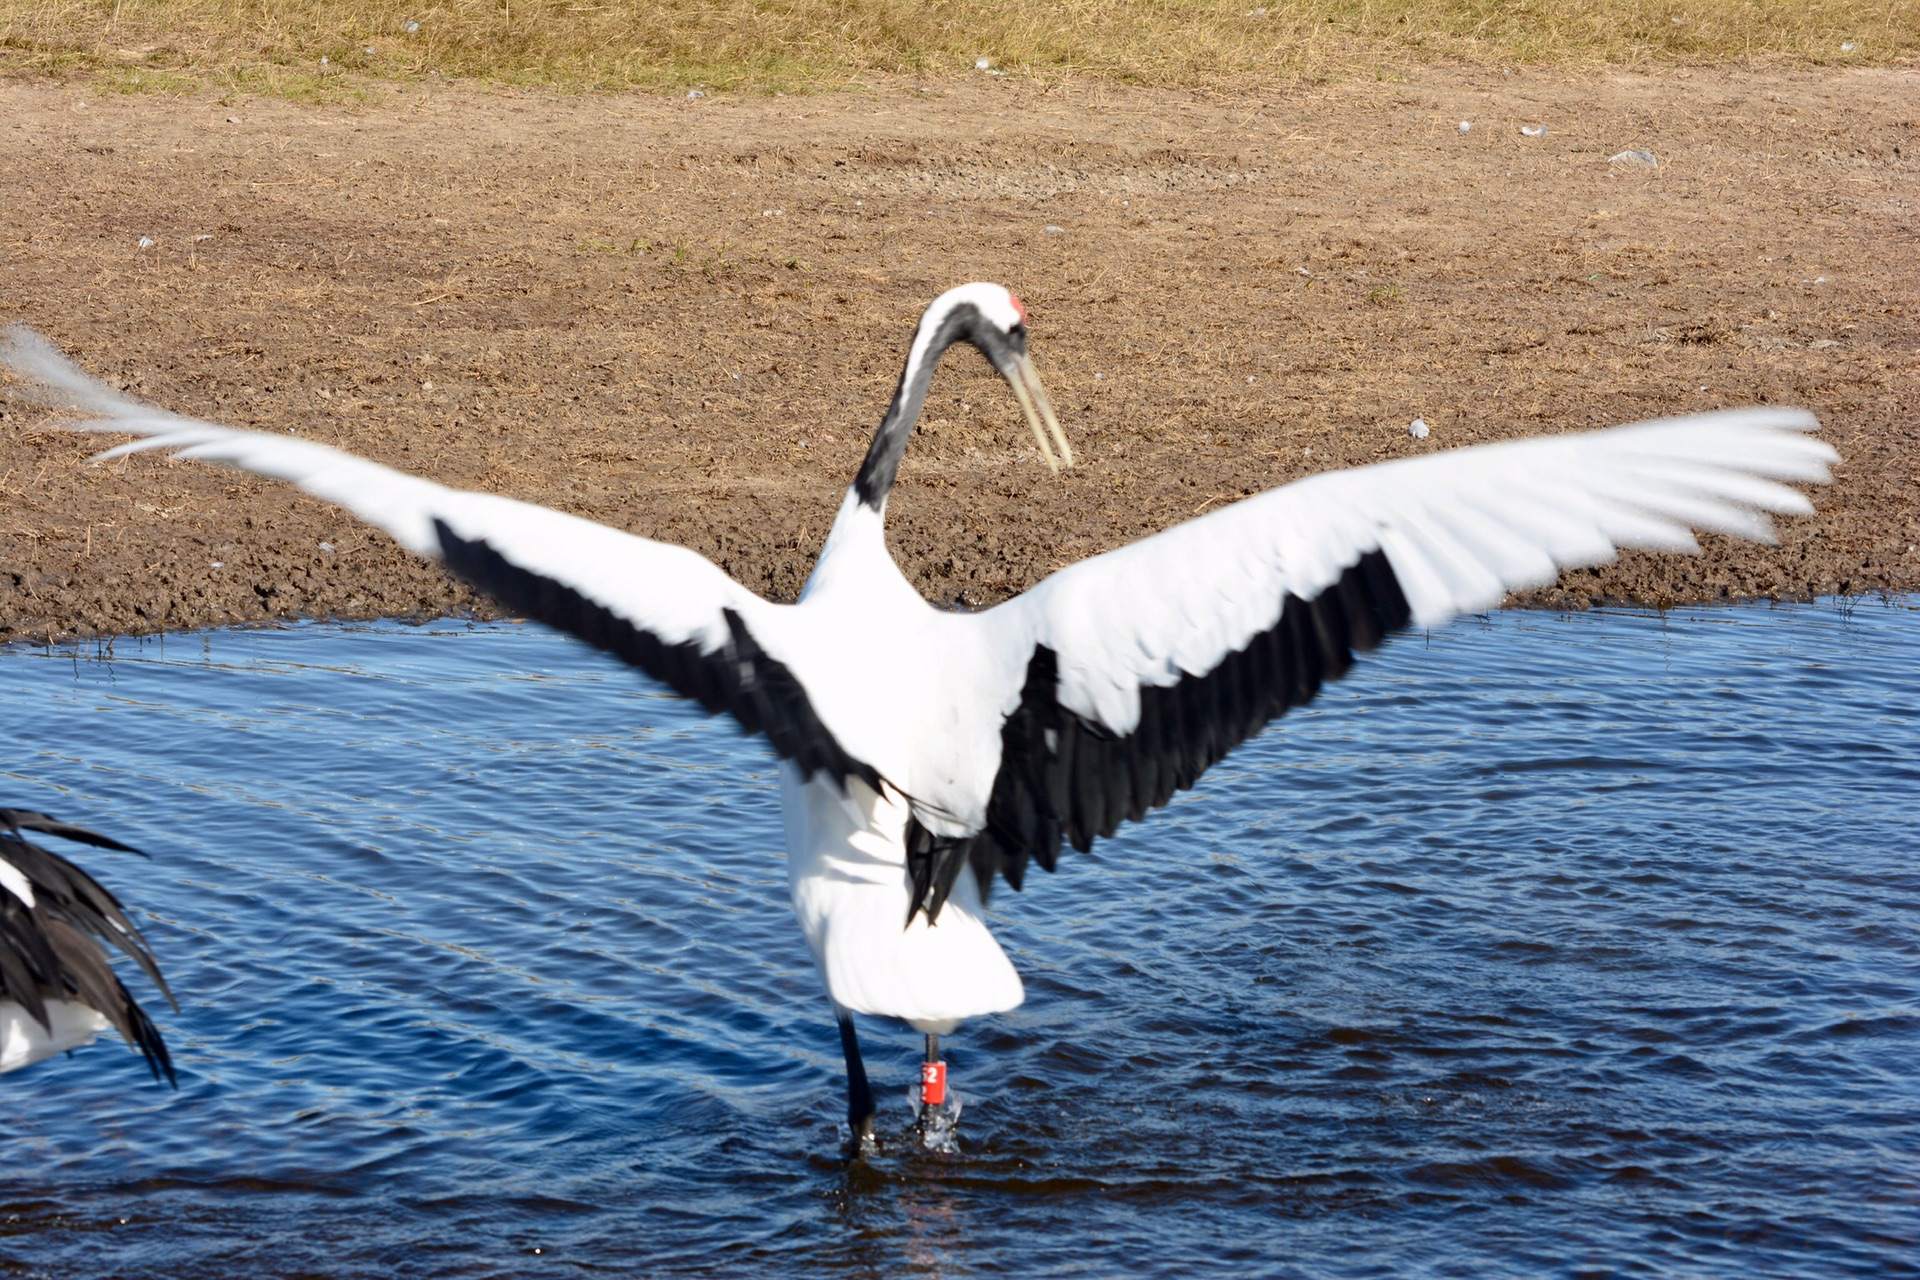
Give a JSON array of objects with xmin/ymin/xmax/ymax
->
[{"xmin": 2, "ymin": 810, "xmax": 178, "ymax": 1086}]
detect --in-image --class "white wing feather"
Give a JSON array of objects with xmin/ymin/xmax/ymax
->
[
  {"xmin": 989, "ymin": 410, "xmax": 1834, "ymax": 736},
  {"xmin": 0, "ymin": 325, "xmax": 777, "ymax": 656}
]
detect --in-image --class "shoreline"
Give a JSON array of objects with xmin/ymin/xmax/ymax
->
[
  {"xmin": 3, "ymin": 69, "xmax": 1914, "ymax": 643},
  {"xmin": 9, "ymin": 590, "xmax": 1910, "ymax": 655}
]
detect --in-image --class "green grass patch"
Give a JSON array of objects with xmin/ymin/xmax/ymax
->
[{"xmin": 0, "ymin": 0, "xmax": 1912, "ymax": 96}]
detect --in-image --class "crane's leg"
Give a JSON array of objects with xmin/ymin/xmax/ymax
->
[
  {"xmin": 837, "ymin": 1012, "xmax": 876, "ymax": 1147},
  {"xmin": 916, "ymin": 1032, "xmax": 946, "ymax": 1135}
]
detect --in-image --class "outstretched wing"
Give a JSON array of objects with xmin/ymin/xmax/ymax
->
[
  {"xmin": 904, "ymin": 410, "xmax": 1836, "ymax": 920},
  {"xmin": 0, "ymin": 326, "xmax": 879, "ymax": 794}
]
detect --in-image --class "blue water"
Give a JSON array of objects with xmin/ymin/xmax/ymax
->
[{"xmin": 2, "ymin": 603, "xmax": 1917, "ymax": 1278}]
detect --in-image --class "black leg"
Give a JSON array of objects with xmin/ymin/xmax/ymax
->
[
  {"xmin": 837, "ymin": 1012, "xmax": 875, "ymax": 1143},
  {"xmin": 916, "ymin": 1032, "xmax": 945, "ymax": 1133}
]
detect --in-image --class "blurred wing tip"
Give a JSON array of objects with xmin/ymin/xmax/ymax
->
[
  {"xmin": 1716, "ymin": 406, "xmax": 1822, "ymax": 433},
  {"xmin": 1, "ymin": 326, "xmax": 98, "ymax": 391},
  {"xmin": 1, "ymin": 326, "xmax": 200, "ymax": 436},
  {"xmin": 0, "ymin": 321, "xmax": 59, "ymax": 364},
  {"xmin": 1762, "ymin": 407, "xmax": 1821, "ymax": 432},
  {"xmin": 1629, "ymin": 406, "xmax": 1826, "ymax": 442},
  {"xmin": 91, "ymin": 439, "xmax": 166, "ymax": 463}
]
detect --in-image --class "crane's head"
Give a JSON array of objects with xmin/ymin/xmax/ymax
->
[
  {"xmin": 853, "ymin": 284, "xmax": 1073, "ymax": 510},
  {"xmin": 914, "ymin": 283, "xmax": 1073, "ymax": 474}
]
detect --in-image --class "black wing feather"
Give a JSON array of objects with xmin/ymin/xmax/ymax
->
[
  {"xmin": 904, "ymin": 549, "xmax": 1413, "ymax": 924},
  {"xmin": 434, "ymin": 520, "xmax": 883, "ymax": 796},
  {"xmin": 1, "ymin": 811, "xmax": 177, "ymax": 1085}
]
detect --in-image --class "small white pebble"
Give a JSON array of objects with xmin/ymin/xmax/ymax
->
[
  {"xmin": 404, "ymin": 20, "xmax": 419, "ymax": 33},
  {"xmin": 226, "ymin": 116, "xmax": 240, "ymax": 123},
  {"xmin": 319, "ymin": 55, "xmax": 328, "ymax": 65},
  {"xmin": 194, "ymin": 233, "xmax": 213, "ymax": 242},
  {"xmin": 319, "ymin": 541, "xmax": 334, "ymax": 552},
  {"xmin": 1459, "ymin": 121, "xmax": 1471, "ymax": 133},
  {"xmin": 1094, "ymin": 372, "xmax": 1103, "ymax": 380},
  {"xmin": 1699, "ymin": 386, "xmax": 1708, "ymax": 392},
  {"xmin": 137, "ymin": 236, "xmax": 155, "ymax": 249},
  {"xmin": 1246, "ymin": 376, "xmax": 1256, "ymax": 384},
  {"xmin": 421, "ymin": 381, "xmax": 434, "ymax": 390},
  {"xmin": 1304, "ymin": 446, "xmax": 1313, "ymax": 457},
  {"xmin": 976, "ymin": 57, "xmax": 991, "ymax": 70},
  {"xmin": 210, "ymin": 561, "xmax": 224, "ymax": 569},
  {"xmin": 855, "ymin": 200, "xmax": 863, "ymax": 206},
  {"xmin": 1409, "ymin": 418, "xmax": 1430, "ymax": 439},
  {"xmin": 1840, "ymin": 41, "xmax": 1856, "ymax": 52},
  {"xmin": 1520, "ymin": 125, "xmax": 1548, "ymax": 138},
  {"xmin": 1295, "ymin": 266, "xmax": 1311, "ymax": 276},
  {"xmin": 687, "ymin": 89, "xmax": 704, "ymax": 99},
  {"xmin": 1045, "ymin": 225, "xmax": 1063, "ymax": 233},
  {"xmin": 364, "ymin": 46, "xmax": 375, "ymax": 55}
]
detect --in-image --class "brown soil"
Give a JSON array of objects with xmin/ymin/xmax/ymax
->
[{"xmin": 2, "ymin": 68, "xmax": 1916, "ymax": 645}]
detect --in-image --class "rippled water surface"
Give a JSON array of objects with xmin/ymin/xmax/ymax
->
[{"xmin": 3, "ymin": 603, "xmax": 1918, "ymax": 1278}]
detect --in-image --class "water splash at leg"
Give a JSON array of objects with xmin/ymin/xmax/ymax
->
[{"xmin": 911, "ymin": 1032, "xmax": 963, "ymax": 1152}]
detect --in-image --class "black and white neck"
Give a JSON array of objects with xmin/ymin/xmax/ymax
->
[{"xmin": 848, "ymin": 283, "xmax": 1068, "ymax": 514}]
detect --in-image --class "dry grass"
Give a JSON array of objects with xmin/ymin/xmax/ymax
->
[{"xmin": 0, "ymin": 0, "xmax": 1913, "ymax": 95}]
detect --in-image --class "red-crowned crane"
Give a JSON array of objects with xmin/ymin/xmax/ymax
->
[{"xmin": 1, "ymin": 285, "xmax": 1834, "ymax": 1145}]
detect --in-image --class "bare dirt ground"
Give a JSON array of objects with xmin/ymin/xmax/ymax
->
[{"xmin": 1, "ymin": 67, "xmax": 1915, "ymax": 644}]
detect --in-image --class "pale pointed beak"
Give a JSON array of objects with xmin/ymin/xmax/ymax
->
[{"xmin": 1005, "ymin": 352, "xmax": 1074, "ymax": 473}]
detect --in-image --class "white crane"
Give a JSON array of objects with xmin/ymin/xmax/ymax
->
[
  {"xmin": 1, "ymin": 808, "xmax": 177, "ymax": 1083},
  {"xmin": 1, "ymin": 285, "xmax": 1835, "ymax": 1143}
]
